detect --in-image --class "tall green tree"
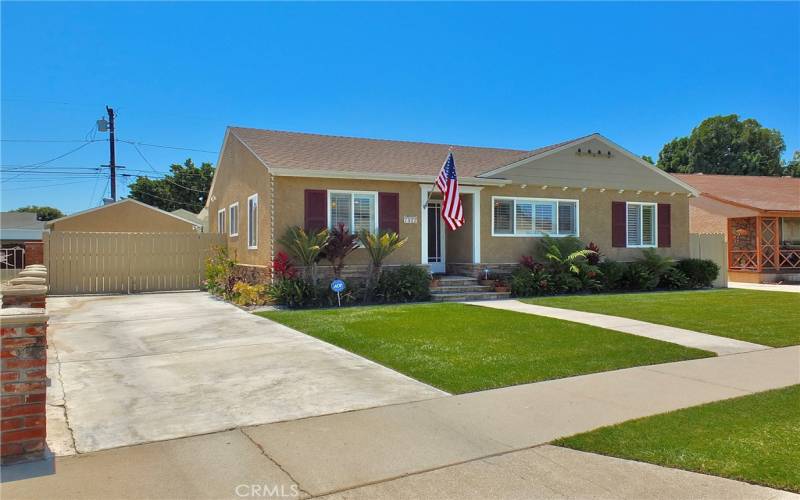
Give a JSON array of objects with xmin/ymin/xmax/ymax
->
[
  {"xmin": 784, "ymin": 151, "xmax": 800, "ymax": 178},
  {"xmin": 127, "ymin": 158, "xmax": 214, "ymax": 213},
  {"xmin": 656, "ymin": 115, "xmax": 786, "ymax": 176},
  {"xmin": 640, "ymin": 155, "xmax": 654, "ymax": 165},
  {"xmin": 14, "ymin": 205, "xmax": 64, "ymax": 221}
]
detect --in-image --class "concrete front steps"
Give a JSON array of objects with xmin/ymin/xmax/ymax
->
[{"xmin": 430, "ymin": 275, "xmax": 511, "ymax": 302}]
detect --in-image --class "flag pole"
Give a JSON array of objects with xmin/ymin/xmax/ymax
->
[{"xmin": 425, "ymin": 147, "xmax": 453, "ymax": 208}]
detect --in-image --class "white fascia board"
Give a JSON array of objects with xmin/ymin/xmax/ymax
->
[{"xmin": 270, "ymin": 168, "xmax": 509, "ymax": 186}]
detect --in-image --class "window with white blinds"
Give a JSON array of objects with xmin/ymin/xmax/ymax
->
[
  {"xmin": 247, "ymin": 194, "xmax": 258, "ymax": 249},
  {"xmin": 492, "ymin": 197, "xmax": 578, "ymax": 237},
  {"xmin": 626, "ymin": 202, "xmax": 656, "ymax": 247},
  {"xmin": 217, "ymin": 209, "xmax": 225, "ymax": 235},
  {"xmin": 328, "ymin": 191, "xmax": 377, "ymax": 233},
  {"xmin": 229, "ymin": 203, "xmax": 239, "ymax": 237}
]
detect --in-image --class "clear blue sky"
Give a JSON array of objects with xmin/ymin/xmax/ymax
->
[{"xmin": 2, "ymin": 2, "xmax": 798, "ymax": 215}]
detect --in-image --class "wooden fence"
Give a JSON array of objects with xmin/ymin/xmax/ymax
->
[
  {"xmin": 44, "ymin": 232, "xmax": 225, "ymax": 295},
  {"xmin": 689, "ymin": 233, "xmax": 728, "ymax": 288}
]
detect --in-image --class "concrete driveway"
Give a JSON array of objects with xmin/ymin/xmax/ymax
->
[{"xmin": 46, "ymin": 292, "xmax": 443, "ymax": 455}]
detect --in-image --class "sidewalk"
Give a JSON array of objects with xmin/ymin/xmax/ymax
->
[
  {"xmin": 4, "ymin": 346, "xmax": 797, "ymax": 499},
  {"xmin": 728, "ymin": 282, "xmax": 800, "ymax": 293},
  {"xmin": 468, "ymin": 299, "xmax": 768, "ymax": 355}
]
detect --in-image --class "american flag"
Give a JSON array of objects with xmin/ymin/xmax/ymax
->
[{"xmin": 435, "ymin": 151, "xmax": 464, "ymax": 230}]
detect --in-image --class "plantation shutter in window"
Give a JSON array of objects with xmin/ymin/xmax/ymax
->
[
  {"xmin": 611, "ymin": 201, "xmax": 626, "ymax": 247},
  {"xmin": 628, "ymin": 204, "xmax": 642, "ymax": 246},
  {"xmin": 658, "ymin": 203, "xmax": 671, "ymax": 247},
  {"xmin": 558, "ymin": 201, "xmax": 576, "ymax": 235},
  {"xmin": 378, "ymin": 192, "xmax": 400, "ymax": 234},
  {"xmin": 304, "ymin": 189, "xmax": 327, "ymax": 232},
  {"xmin": 493, "ymin": 199, "xmax": 513, "ymax": 234}
]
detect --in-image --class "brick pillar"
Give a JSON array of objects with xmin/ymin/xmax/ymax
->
[
  {"xmin": 1, "ymin": 308, "xmax": 48, "ymax": 464},
  {"xmin": 23, "ymin": 242, "xmax": 44, "ymax": 266},
  {"xmin": 1, "ymin": 285, "xmax": 47, "ymax": 309}
]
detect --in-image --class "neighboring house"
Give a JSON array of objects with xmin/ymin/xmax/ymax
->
[
  {"xmin": 171, "ymin": 208, "xmax": 209, "ymax": 232},
  {"xmin": 207, "ymin": 127, "xmax": 698, "ymax": 277},
  {"xmin": 0, "ymin": 212, "xmax": 45, "ymax": 272},
  {"xmin": 675, "ymin": 174, "xmax": 800, "ymax": 283},
  {"xmin": 48, "ymin": 198, "xmax": 203, "ymax": 233}
]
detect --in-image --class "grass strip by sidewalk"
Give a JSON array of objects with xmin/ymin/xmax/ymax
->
[
  {"xmin": 259, "ymin": 303, "xmax": 712, "ymax": 394},
  {"xmin": 555, "ymin": 385, "xmax": 800, "ymax": 493},
  {"xmin": 524, "ymin": 289, "xmax": 800, "ymax": 347}
]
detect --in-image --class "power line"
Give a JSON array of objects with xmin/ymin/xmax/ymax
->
[
  {"xmin": 2, "ymin": 141, "xmax": 102, "ymax": 181},
  {"xmin": 118, "ymin": 139, "xmax": 218, "ymax": 154},
  {"xmin": 128, "ymin": 142, "xmax": 210, "ymax": 193},
  {"xmin": 1, "ymin": 139, "xmax": 106, "ymax": 143}
]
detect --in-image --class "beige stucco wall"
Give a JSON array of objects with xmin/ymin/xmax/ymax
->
[
  {"xmin": 476, "ymin": 185, "xmax": 691, "ymax": 263},
  {"xmin": 273, "ymin": 177, "xmax": 421, "ymax": 267},
  {"xmin": 49, "ymin": 201, "xmax": 198, "ymax": 233},
  {"xmin": 208, "ymin": 135, "xmax": 272, "ymax": 266}
]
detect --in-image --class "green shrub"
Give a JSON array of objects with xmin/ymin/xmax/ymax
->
[
  {"xmin": 534, "ymin": 235, "xmax": 586, "ymax": 262},
  {"xmin": 267, "ymin": 278, "xmax": 319, "ymax": 308},
  {"xmin": 510, "ymin": 267, "xmax": 553, "ymax": 297},
  {"xmin": 376, "ymin": 266, "xmax": 431, "ymax": 303},
  {"xmin": 677, "ymin": 259, "xmax": 719, "ymax": 288},
  {"xmin": 637, "ymin": 248, "xmax": 674, "ymax": 278},
  {"xmin": 621, "ymin": 262, "xmax": 659, "ymax": 291},
  {"xmin": 598, "ymin": 260, "xmax": 626, "ymax": 290},
  {"xmin": 658, "ymin": 266, "xmax": 691, "ymax": 290},
  {"xmin": 204, "ymin": 245, "xmax": 236, "ymax": 297}
]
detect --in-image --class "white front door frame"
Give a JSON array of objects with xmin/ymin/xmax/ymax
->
[{"xmin": 419, "ymin": 184, "xmax": 482, "ymax": 270}]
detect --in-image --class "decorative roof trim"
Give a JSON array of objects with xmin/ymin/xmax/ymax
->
[{"xmin": 268, "ymin": 167, "xmax": 510, "ymax": 186}]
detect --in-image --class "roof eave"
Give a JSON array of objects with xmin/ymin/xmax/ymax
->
[{"xmin": 268, "ymin": 167, "xmax": 511, "ymax": 186}]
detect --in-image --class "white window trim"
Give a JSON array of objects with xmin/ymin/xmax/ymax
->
[
  {"xmin": 228, "ymin": 202, "xmax": 239, "ymax": 237},
  {"xmin": 247, "ymin": 194, "xmax": 258, "ymax": 250},
  {"xmin": 326, "ymin": 190, "xmax": 380, "ymax": 234},
  {"xmin": 491, "ymin": 196, "xmax": 580, "ymax": 238},
  {"xmin": 217, "ymin": 208, "xmax": 225, "ymax": 235},
  {"xmin": 626, "ymin": 202, "xmax": 658, "ymax": 248}
]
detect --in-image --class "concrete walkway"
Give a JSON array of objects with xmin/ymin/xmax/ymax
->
[
  {"xmin": 6, "ymin": 346, "xmax": 796, "ymax": 498},
  {"xmin": 45, "ymin": 293, "xmax": 444, "ymax": 455},
  {"xmin": 729, "ymin": 281, "xmax": 800, "ymax": 293},
  {"xmin": 468, "ymin": 299, "xmax": 768, "ymax": 355}
]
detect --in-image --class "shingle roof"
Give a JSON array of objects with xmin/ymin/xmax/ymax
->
[
  {"xmin": 229, "ymin": 127, "xmax": 584, "ymax": 178},
  {"xmin": 674, "ymin": 174, "xmax": 800, "ymax": 212}
]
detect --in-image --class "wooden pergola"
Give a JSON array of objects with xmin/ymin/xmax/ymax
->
[{"xmin": 728, "ymin": 216, "xmax": 800, "ymax": 272}]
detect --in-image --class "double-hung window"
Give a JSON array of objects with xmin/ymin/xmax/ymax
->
[
  {"xmin": 228, "ymin": 203, "xmax": 239, "ymax": 237},
  {"xmin": 328, "ymin": 191, "xmax": 378, "ymax": 233},
  {"xmin": 217, "ymin": 209, "xmax": 225, "ymax": 235},
  {"xmin": 626, "ymin": 202, "xmax": 657, "ymax": 247},
  {"xmin": 492, "ymin": 197, "xmax": 578, "ymax": 237},
  {"xmin": 247, "ymin": 194, "xmax": 258, "ymax": 249}
]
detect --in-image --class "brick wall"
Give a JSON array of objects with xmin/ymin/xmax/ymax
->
[
  {"xmin": 1, "ymin": 311, "xmax": 48, "ymax": 464},
  {"xmin": 23, "ymin": 241, "xmax": 44, "ymax": 266}
]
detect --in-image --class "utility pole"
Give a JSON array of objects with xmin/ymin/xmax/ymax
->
[{"xmin": 106, "ymin": 106, "xmax": 117, "ymax": 201}]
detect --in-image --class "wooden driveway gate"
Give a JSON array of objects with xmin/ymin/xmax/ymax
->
[{"xmin": 44, "ymin": 232, "xmax": 225, "ymax": 295}]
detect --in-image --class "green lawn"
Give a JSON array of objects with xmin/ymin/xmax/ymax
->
[
  {"xmin": 524, "ymin": 289, "xmax": 800, "ymax": 347},
  {"xmin": 259, "ymin": 303, "xmax": 712, "ymax": 394},
  {"xmin": 555, "ymin": 385, "xmax": 800, "ymax": 493}
]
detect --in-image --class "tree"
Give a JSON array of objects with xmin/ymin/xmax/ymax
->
[
  {"xmin": 640, "ymin": 155, "xmax": 654, "ymax": 165},
  {"xmin": 127, "ymin": 158, "xmax": 214, "ymax": 212},
  {"xmin": 14, "ymin": 205, "xmax": 64, "ymax": 221},
  {"xmin": 656, "ymin": 115, "xmax": 786, "ymax": 176},
  {"xmin": 784, "ymin": 151, "xmax": 800, "ymax": 178}
]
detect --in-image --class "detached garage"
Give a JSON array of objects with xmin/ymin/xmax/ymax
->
[{"xmin": 47, "ymin": 198, "xmax": 202, "ymax": 233}]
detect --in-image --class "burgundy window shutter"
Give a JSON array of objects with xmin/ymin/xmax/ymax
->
[
  {"xmin": 378, "ymin": 192, "xmax": 400, "ymax": 234},
  {"xmin": 611, "ymin": 201, "xmax": 626, "ymax": 248},
  {"xmin": 658, "ymin": 203, "xmax": 671, "ymax": 247},
  {"xmin": 304, "ymin": 189, "xmax": 327, "ymax": 232}
]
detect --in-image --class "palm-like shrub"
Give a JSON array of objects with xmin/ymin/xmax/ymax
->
[
  {"xmin": 324, "ymin": 223, "xmax": 359, "ymax": 278},
  {"xmin": 637, "ymin": 248, "xmax": 674, "ymax": 277},
  {"xmin": 542, "ymin": 241, "xmax": 597, "ymax": 275},
  {"xmin": 358, "ymin": 230, "xmax": 408, "ymax": 293},
  {"xmin": 277, "ymin": 226, "xmax": 329, "ymax": 284}
]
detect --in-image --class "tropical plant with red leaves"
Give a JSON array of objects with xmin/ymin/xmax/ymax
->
[
  {"xmin": 272, "ymin": 251, "xmax": 298, "ymax": 280},
  {"xmin": 324, "ymin": 223, "xmax": 359, "ymax": 278},
  {"xmin": 585, "ymin": 242, "xmax": 602, "ymax": 265},
  {"xmin": 520, "ymin": 255, "xmax": 543, "ymax": 271}
]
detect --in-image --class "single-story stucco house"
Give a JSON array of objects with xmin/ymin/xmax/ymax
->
[
  {"xmin": 206, "ymin": 127, "xmax": 699, "ymax": 277},
  {"xmin": 48, "ymin": 199, "xmax": 203, "ymax": 233},
  {"xmin": 675, "ymin": 173, "xmax": 800, "ymax": 284}
]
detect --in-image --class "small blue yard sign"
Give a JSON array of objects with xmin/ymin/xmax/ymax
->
[
  {"xmin": 330, "ymin": 279, "xmax": 346, "ymax": 306},
  {"xmin": 330, "ymin": 279, "xmax": 346, "ymax": 293}
]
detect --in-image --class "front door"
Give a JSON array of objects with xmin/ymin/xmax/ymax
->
[{"xmin": 427, "ymin": 202, "xmax": 445, "ymax": 273}]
